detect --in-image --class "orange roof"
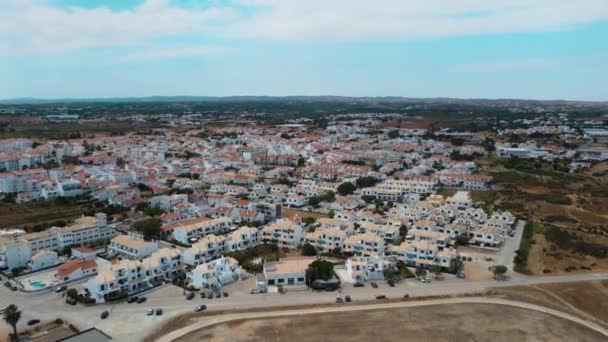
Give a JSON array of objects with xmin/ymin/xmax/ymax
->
[{"xmin": 56, "ymin": 259, "xmax": 97, "ymax": 278}]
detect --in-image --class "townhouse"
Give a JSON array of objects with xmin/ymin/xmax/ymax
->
[
  {"xmin": 168, "ymin": 217, "xmax": 232, "ymax": 245},
  {"xmin": 345, "ymin": 256, "xmax": 392, "ymax": 283},
  {"xmin": 182, "ymin": 234, "xmax": 227, "ymax": 266},
  {"xmin": 358, "ymin": 222, "xmax": 400, "ymax": 242},
  {"xmin": 108, "ymin": 235, "xmax": 159, "ymax": 259},
  {"xmin": 304, "ymin": 229, "xmax": 347, "ymax": 253}
]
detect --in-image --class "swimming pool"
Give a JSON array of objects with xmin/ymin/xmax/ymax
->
[{"xmin": 29, "ymin": 281, "xmax": 47, "ymax": 289}]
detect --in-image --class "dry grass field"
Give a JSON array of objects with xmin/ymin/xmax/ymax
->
[{"xmin": 179, "ymin": 303, "xmax": 606, "ymax": 342}]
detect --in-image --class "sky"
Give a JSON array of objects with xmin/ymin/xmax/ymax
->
[{"xmin": 1, "ymin": 0, "xmax": 608, "ymax": 101}]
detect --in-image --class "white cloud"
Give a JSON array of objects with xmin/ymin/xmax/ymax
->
[
  {"xmin": 1, "ymin": 0, "xmax": 607, "ymax": 56},
  {"xmin": 0, "ymin": 0, "xmax": 234, "ymax": 56},
  {"xmin": 229, "ymin": 0, "xmax": 608, "ymax": 41}
]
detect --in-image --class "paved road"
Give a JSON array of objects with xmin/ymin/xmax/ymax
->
[
  {"xmin": 155, "ymin": 297, "xmax": 608, "ymax": 342},
  {"xmin": 1, "ymin": 271, "xmax": 608, "ymax": 341}
]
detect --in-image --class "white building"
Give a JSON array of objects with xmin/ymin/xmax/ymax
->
[
  {"xmin": 346, "ymin": 256, "xmax": 391, "ymax": 283},
  {"xmin": 108, "ymin": 235, "xmax": 159, "ymax": 259},
  {"xmin": 28, "ymin": 250, "xmax": 60, "ymax": 271},
  {"xmin": 263, "ymin": 257, "xmax": 313, "ymax": 287},
  {"xmin": 261, "ymin": 220, "xmax": 303, "ymax": 249},
  {"xmin": 187, "ymin": 257, "xmax": 242, "ymax": 290}
]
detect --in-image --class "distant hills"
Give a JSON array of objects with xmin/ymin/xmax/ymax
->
[{"xmin": 1, "ymin": 96, "xmax": 607, "ymax": 105}]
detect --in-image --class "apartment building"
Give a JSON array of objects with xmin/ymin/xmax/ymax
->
[
  {"xmin": 182, "ymin": 234, "xmax": 226, "ymax": 266},
  {"xmin": 225, "ymin": 226, "xmax": 261, "ymax": 252},
  {"xmin": 341, "ymin": 233, "xmax": 385, "ymax": 256},
  {"xmin": 170, "ymin": 217, "xmax": 232, "ymax": 245},
  {"xmin": 87, "ymin": 248, "xmax": 182, "ymax": 303},
  {"xmin": 263, "ymin": 257, "xmax": 314, "ymax": 287},
  {"xmin": 305, "ymin": 229, "xmax": 347, "ymax": 253},
  {"xmin": 187, "ymin": 257, "xmax": 242, "ymax": 290},
  {"xmin": 0, "ymin": 168, "xmax": 47, "ymax": 193},
  {"xmin": 358, "ymin": 222, "xmax": 400, "ymax": 242},
  {"xmin": 261, "ymin": 220, "xmax": 303, "ymax": 249}
]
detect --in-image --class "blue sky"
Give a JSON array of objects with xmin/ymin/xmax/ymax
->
[{"xmin": 1, "ymin": 0, "xmax": 608, "ymax": 100}]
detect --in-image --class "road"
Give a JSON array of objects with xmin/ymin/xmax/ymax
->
[
  {"xmin": 1, "ymin": 270, "xmax": 607, "ymax": 341},
  {"xmin": 155, "ymin": 297, "xmax": 608, "ymax": 342}
]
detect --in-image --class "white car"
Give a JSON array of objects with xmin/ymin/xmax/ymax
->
[{"xmin": 146, "ymin": 309, "xmax": 154, "ymax": 316}]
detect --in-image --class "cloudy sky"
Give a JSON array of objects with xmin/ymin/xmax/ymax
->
[{"xmin": 2, "ymin": 0, "xmax": 608, "ymax": 100}]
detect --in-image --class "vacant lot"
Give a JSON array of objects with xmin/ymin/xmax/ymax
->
[
  {"xmin": 282, "ymin": 208, "xmax": 329, "ymax": 220},
  {"xmin": 179, "ymin": 303, "xmax": 605, "ymax": 342},
  {"xmin": 483, "ymin": 158, "xmax": 608, "ymax": 274},
  {"xmin": 494, "ymin": 280, "xmax": 608, "ymax": 326}
]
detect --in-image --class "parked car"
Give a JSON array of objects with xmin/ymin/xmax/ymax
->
[
  {"xmin": 200, "ymin": 292, "xmax": 207, "ymax": 299},
  {"xmin": 336, "ymin": 297, "xmax": 343, "ymax": 304},
  {"xmin": 215, "ymin": 292, "xmax": 221, "ymax": 298},
  {"xmin": 127, "ymin": 296, "xmax": 139, "ymax": 304},
  {"xmin": 353, "ymin": 282, "xmax": 364, "ymax": 288},
  {"xmin": 101, "ymin": 311, "xmax": 109, "ymax": 319},
  {"xmin": 207, "ymin": 293, "xmax": 213, "ymax": 300},
  {"xmin": 55, "ymin": 286, "xmax": 68, "ymax": 293},
  {"xmin": 457, "ymin": 271, "xmax": 466, "ymax": 279},
  {"xmin": 403, "ymin": 294, "xmax": 410, "ymax": 299},
  {"xmin": 27, "ymin": 319, "xmax": 40, "ymax": 326},
  {"xmin": 194, "ymin": 304, "xmax": 207, "ymax": 312},
  {"xmin": 155, "ymin": 308, "xmax": 163, "ymax": 316},
  {"xmin": 146, "ymin": 309, "xmax": 154, "ymax": 316},
  {"xmin": 387, "ymin": 280, "xmax": 395, "ymax": 287},
  {"xmin": 370, "ymin": 282, "xmax": 378, "ymax": 288},
  {"xmin": 420, "ymin": 277, "xmax": 431, "ymax": 283},
  {"xmin": 65, "ymin": 297, "xmax": 77, "ymax": 306},
  {"xmin": 345, "ymin": 295, "xmax": 351, "ymax": 302},
  {"xmin": 375, "ymin": 294, "xmax": 386, "ymax": 300},
  {"xmin": 223, "ymin": 291, "xmax": 229, "ymax": 297},
  {"xmin": 137, "ymin": 296, "xmax": 147, "ymax": 303},
  {"xmin": 186, "ymin": 293, "xmax": 195, "ymax": 300}
]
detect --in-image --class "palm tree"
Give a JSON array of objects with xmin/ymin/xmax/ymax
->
[{"xmin": 4, "ymin": 304, "xmax": 21, "ymax": 341}]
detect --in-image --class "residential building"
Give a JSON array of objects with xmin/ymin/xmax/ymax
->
[{"xmin": 187, "ymin": 257, "xmax": 242, "ymax": 290}]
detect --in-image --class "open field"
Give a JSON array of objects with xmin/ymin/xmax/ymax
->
[
  {"xmin": 282, "ymin": 208, "xmax": 329, "ymax": 220},
  {"xmin": 0, "ymin": 202, "xmax": 89, "ymax": 229},
  {"xmin": 493, "ymin": 280, "xmax": 608, "ymax": 327},
  {"xmin": 482, "ymin": 158, "xmax": 608, "ymax": 274},
  {"xmin": 0, "ymin": 120, "xmax": 164, "ymax": 139},
  {"xmin": 179, "ymin": 303, "xmax": 606, "ymax": 342}
]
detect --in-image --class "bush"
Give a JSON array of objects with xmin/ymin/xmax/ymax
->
[{"xmin": 301, "ymin": 243, "xmax": 317, "ymax": 256}]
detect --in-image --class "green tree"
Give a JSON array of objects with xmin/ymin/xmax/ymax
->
[
  {"xmin": 301, "ymin": 243, "xmax": 317, "ymax": 256},
  {"xmin": 320, "ymin": 191, "xmax": 335, "ymax": 203},
  {"xmin": 449, "ymin": 259, "xmax": 464, "ymax": 274},
  {"xmin": 490, "ymin": 265, "xmax": 508, "ymax": 280},
  {"xmin": 308, "ymin": 196, "xmax": 320, "ymax": 207},
  {"xmin": 387, "ymin": 130, "xmax": 400, "ymax": 139},
  {"xmin": 355, "ymin": 176, "xmax": 379, "ymax": 188},
  {"xmin": 305, "ymin": 258, "xmax": 334, "ymax": 286},
  {"xmin": 4, "ymin": 304, "xmax": 21, "ymax": 341},
  {"xmin": 134, "ymin": 218, "xmax": 161, "ymax": 240},
  {"xmin": 337, "ymin": 182, "xmax": 356, "ymax": 196}
]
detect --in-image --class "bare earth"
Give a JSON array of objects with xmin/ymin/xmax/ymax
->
[{"xmin": 179, "ymin": 303, "xmax": 606, "ymax": 342}]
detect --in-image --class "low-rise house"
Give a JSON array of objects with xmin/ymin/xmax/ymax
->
[
  {"xmin": 182, "ymin": 234, "xmax": 227, "ymax": 266},
  {"xmin": 28, "ymin": 250, "xmax": 60, "ymax": 271},
  {"xmin": 358, "ymin": 222, "xmax": 400, "ymax": 242},
  {"xmin": 71, "ymin": 246, "xmax": 97, "ymax": 260},
  {"xmin": 225, "ymin": 226, "xmax": 261, "ymax": 252},
  {"xmin": 169, "ymin": 217, "xmax": 232, "ymax": 245},
  {"xmin": 55, "ymin": 259, "xmax": 98, "ymax": 282},
  {"xmin": 263, "ymin": 257, "xmax": 314, "ymax": 287},
  {"xmin": 446, "ymin": 191, "xmax": 473, "ymax": 209},
  {"xmin": 345, "ymin": 256, "xmax": 392, "ymax": 283},
  {"xmin": 470, "ymin": 227, "xmax": 504, "ymax": 248},
  {"xmin": 187, "ymin": 257, "xmax": 242, "ymax": 290},
  {"xmin": 305, "ymin": 229, "xmax": 347, "ymax": 253}
]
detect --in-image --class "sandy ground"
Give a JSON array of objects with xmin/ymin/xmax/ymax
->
[{"xmin": 179, "ymin": 303, "xmax": 606, "ymax": 342}]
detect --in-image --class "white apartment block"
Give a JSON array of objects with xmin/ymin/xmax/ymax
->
[
  {"xmin": 87, "ymin": 248, "xmax": 183, "ymax": 303},
  {"xmin": 262, "ymin": 220, "xmax": 303, "ymax": 249},
  {"xmin": 305, "ymin": 229, "xmax": 347, "ymax": 253},
  {"xmin": 358, "ymin": 222, "xmax": 401, "ymax": 242},
  {"xmin": 0, "ymin": 168, "xmax": 48, "ymax": 193},
  {"xmin": 346, "ymin": 256, "xmax": 392, "ymax": 283},
  {"xmin": 187, "ymin": 257, "xmax": 242, "ymax": 290},
  {"xmin": 171, "ymin": 217, "xmax": 232, "ymax": 245},
  {"xmin": 341, "ymin": 233, "xmax": 385, "ymax": 256},
  {"xmin": 182, "ymin": 234, "xmax": 227, "ymax": 266}
]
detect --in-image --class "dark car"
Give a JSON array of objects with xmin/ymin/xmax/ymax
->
[
  {"xmin": 155, "ymin": 308, "xmax": 163, "ymax": 316},
  {"xmin": 207, "ymin": 293, "xmax": 213, "ymax": 300},
  {"xmin": 371, "ymin": 282, "xmax": 379, "ymax": 288},
  {"xmin": 223, "ymin": 291, "xmax": 229, "ymax": 297},
  {"xmin": 66, "ymin": 297, "xmax": 77, "ymax": 306},
  {"xmin": 353, "ymin": 282, "xmax": 364, "ymax": 288},
  {"xmin": 345, "ymin": 295, "xmax": 352, "ymax": 302},
  {"xmin": 375, "ymin": 294, "xmax": 386, "ymax": 300},
  {"xmin": 186, "ymin": 293, "xmax": 195, "ymax": 300},
  {"xmin": 215, "ymin": 292, "xmax": 221, "ymax": 298},
  {"xmin": 387, "ymin": 280, "xmax": 395, "ymax": 287},
  {"xmin": 27, "ymin": 319, "xmax": 40, "ymax": 326},
  {"xmin": 55, "ymin": 286, "xmax": 68, "ymax": 293},
  {"xmin": 127, "ymin": 296, "xmax": 139, "ymax": 304},
  {"xmin": 137, "ymin": 296, "xmax": 147, "ymax": 303},
  {"xmin": 101, "ymin": 311, "xmax": 109, "ymax": 319},
  {"xmin": 200, "ymin": 292, "xmax": 207, "ymax": 299},
  {"xmin": 336, "ymin": 297, "xmax": 343, "ymax": 303},
  {"xmin": 194, "ymin": 304, "xmax": 207, "ymax": 312}
]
